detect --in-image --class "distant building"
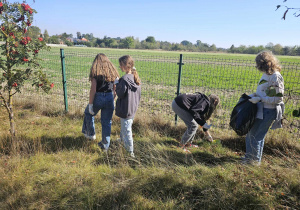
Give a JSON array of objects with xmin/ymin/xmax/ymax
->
[
  {"xmin": 80, "ymin": 38, "xmax": 88, "ymax": 42},
  {"xmin": 66, "ymin": 38, "xmax": 73, "ymax": 42},
  {"xmin": 72, "ymin": 37, "xmax": 89, "ymax": 44}
]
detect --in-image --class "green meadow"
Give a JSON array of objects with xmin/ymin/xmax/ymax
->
[
  {"xmin": 1, "ymin": 47, "xmax": 300, "ymax": 209},
  {"xmin": 32, "ymin": 47, "xmax": 300, "ymax": 127}
]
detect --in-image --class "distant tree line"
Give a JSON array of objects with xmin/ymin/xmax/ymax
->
[{"xmin": 23, "ymin": 27, "xmax": 300, "ymax": 56}]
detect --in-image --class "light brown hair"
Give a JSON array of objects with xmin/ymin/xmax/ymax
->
[
  {"xmin": 204, "ymin": 94, "xmax": 220, "ymax": 121},
  {"xmin": 255, "ymin": 51, "xmax": 281, "ymax": 75},
  {"xmin": 89, "ymin": 53, "xmax": 119, "ymax": 81},
  {"xmin": 119, "ymin": 55, "xmax": 141, "ymax": 85}
]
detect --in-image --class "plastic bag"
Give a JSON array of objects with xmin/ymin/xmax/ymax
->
[{"xmin": 230, "ymin": 93, "xmax": 258, "ymax": 136}]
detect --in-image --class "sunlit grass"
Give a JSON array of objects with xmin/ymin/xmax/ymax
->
[{"xmin": 0, "ymin": 102, "xmax": 299, "ymax": 209}]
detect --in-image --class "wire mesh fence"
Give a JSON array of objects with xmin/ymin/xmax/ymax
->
[{"xmin": 17, "ymin": 48, "xmax": 300, "ymax": 139}]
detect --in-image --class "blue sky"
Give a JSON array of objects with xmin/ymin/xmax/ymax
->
[{"xmin": 18, "ymin": 0, "xmax": 300, "ymax": 48}]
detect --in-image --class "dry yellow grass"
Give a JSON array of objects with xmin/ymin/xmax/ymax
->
[{"xmin": 0, "ymin": 101, "xmax": 299, "ymax": 209}]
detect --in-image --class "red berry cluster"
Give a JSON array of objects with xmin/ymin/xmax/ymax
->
[
  {"xmin": 17, "ymin": 15, "xmax": 25, "ymax": 22},
  {"xmin": 21, "ymin": 3, "xmax": 33, "ymax": 14},
  {"xmin": 20, "ymin": 37, "xmax": 32, "ymax": 45},
  {"xmin": 9, "ymin": 32, "xmax": 15, "ymax": 39},
  {"xmin": 26, "ymin": 19, "xmax": 31, "ymax": 26},
  {"xmin": 0, "ymin": 3, "xmax": 3, "ymax": 14}
]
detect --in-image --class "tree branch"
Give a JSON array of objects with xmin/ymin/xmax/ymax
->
[
  {"xmin": 276, "ymin": 1, "xmax": 300, "ymax": 20},
  {"xmin": 0, "ymin": 91, "xmax": 11, "ymax": 115}
]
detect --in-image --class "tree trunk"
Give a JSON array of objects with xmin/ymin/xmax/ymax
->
[
  {"xmin": 8, "ymin": 105, "xmax": 15, "ymax": 137},
  {"xmin": 8, "ymin": 93, "xmax": 16, "ymax": 137}
]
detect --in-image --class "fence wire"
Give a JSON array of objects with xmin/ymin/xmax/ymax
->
[{"xmin": 17, "ymin": 49, "xmax": 300, "ymax": 140}]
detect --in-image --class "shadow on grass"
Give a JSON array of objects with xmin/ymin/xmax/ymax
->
[
  {"xmin": 0, "ymin": 135, "xmax": 92, "ymax": 155},
  {"xmin": 91, "ymin": 174, "xmax": 266, "ymax": 209},
  {"xmin": 93, "ymin": 139, "xmax": 238, "ymax": 169},
  {"xmin": 221, "ymin": 136, "xmax": 300, "ymax": 158},
  {"xmin": 133, "ymin": 117, "xmax": 205, "ymax": 142},
  {"xmin": 40, "ymin": 135, "xmax": 91, "ymax": 153}
]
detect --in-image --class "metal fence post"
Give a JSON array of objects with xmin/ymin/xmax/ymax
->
[
  {"xmin": 175, "ymin": 54, "xmax": 184, "ymax": 125},
  {"xmin": 60, "ymin": 48, "xmax": 68, "ymax": 112}
]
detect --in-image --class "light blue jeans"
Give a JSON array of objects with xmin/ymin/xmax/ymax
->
[
  {"xmin": 245, "ymin": 108, "xmax": 277, "ymax": 163},
  {"xmin": 120, "ymin": 118, "xmax": 134, "ymax": 153},
  {"xmin": 82, "ymin": 92, "xmax": 114, "ymax": 150}
]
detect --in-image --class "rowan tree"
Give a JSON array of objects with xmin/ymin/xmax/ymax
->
[{"xmin": 0, "ymin": 1, "xmax": 51, "ymax": 137}]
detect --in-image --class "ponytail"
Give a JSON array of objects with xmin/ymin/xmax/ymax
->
[
  {"xmin": 132, "ymin": 67, "xmax": 141, "ymax": 85},
  {"xmin": 119, "ymin": 55, "xmax": 141, "ymax": 85}
]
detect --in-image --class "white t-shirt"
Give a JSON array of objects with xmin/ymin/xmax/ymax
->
[{"xmin": 256, "ymin": 71, "xmax": 284, "ymax": 109}]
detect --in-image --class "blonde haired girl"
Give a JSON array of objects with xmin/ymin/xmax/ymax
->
[
  {"xmin": 244, "ymin": 51, "xmax": 284, "ymax": 165},
  {"xmin": 82, "ymin": 53, "xmax": 119, "ymax": 151},
  {"xmin": 115, "ymin": 55, "xmax": 141, "ymax": 157}
]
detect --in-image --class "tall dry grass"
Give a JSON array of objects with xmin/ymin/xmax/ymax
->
[{"xmin": 0, "ymin": 101, "xmax": 299, "ymax": 209}]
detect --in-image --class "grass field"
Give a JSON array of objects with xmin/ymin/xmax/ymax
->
[
  {"xmin": 15, "ymin": 46, "xmax": 299, "ymax": 141},
  {"xmin": 0, "ymin": 102, "xmax": 299, "ymax": 209},
  {"xmin": 1, "ymin": 47, "xmax": 300, "ymax": 208}
]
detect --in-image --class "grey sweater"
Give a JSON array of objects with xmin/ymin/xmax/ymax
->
[{"xmin": 115, "ymin": 74, "xmax": 141, "ymax": 119}]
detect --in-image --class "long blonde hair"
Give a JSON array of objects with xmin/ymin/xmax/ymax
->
[
  {"xmin": 119, "ymin": 55, "xmax": 141, "ymax": 85},
  {"xmin": 89, "ymin": 53, "xmax": 119, "ymax": 81},
  {"xmin": 255, "ymin": 51, "xmax": 281, "ymax": 75}
]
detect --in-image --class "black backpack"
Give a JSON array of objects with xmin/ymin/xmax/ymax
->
[{"xmin": 230, "ymin": 94, "xmax": 258, "ymax": 136}]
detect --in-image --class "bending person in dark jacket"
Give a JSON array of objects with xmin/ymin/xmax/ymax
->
[
  {"xmin": 172, "ymin": 92, "xmax": 220, "ymax": 150},
  {"xmin": 115, "ymin": 55, "xmax": 141, "ymax": 158}
]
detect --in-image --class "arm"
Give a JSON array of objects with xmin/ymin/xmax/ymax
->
[
  {"xmin": 89, "ymin": 78, "xmax": 97, "ymax": 104},
  {"xmin": 113, "ymin": 84, "xmax": 116, "ymax": 99},
  {"xmin": 115, "ymin": 79, "xmax": 128, "ymax": 99},
  {"xmin": 260, "ymin": 74, "xmax": 284, "ymax": 104}
]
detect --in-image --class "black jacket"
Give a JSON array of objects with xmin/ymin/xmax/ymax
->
[
  {"xmin": 115, "ymin": 74, "xmax": 141, "ymax": 119},
  {"xmin": 175, "ymin": 92, "xmax": 210, "ymax": 127}
]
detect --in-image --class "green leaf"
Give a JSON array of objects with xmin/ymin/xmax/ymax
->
[
  {"xmin": 259, "ymin": 79, "xmax": 268, "ymax": 85},
  {"xmin": 266, "ymin": 87, "xmax": 277, "ymax": 97},
  {"xmin": 275, "ymin": 93, "xmax": 283, "ymax": 97}
]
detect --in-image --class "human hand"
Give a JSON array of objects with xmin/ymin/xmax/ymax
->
[
  {"xmin": 248, "ymin": 93, "xmax": 257, "ymax": 98},
  {"xmin": 88, "ymin": 104, "xmax": 95, "ymax": 115},
  {"xmin": 203, "ymin": 123, "xmax": 212, "ymax": 130},
  {"xmin": 204, "ymin": 133, "xmax": 213, "ymax": 142},
  {"xmin": 249, "ymin": 97, "xmax": 261, "ymax": 104},
  {"xmin": 114, "ymin": 77, "xmax": 119, "ymax": 85}
]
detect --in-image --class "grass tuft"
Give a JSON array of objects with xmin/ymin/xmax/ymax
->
[{"xmin": 0, "ymin": 102, "xmax": 299, "ymax": 209}]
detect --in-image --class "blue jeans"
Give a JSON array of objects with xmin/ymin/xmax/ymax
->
[
  {"xmin": 82, "ymin": 92, "xmax": 114, "ymax": 150},
  {"xmin": 245, "ymin": 108, "xmax": 277, "ymax": 162},
  {"xmin": 120, "ymin": 118, "xmax": 134, "ymax": 153}
]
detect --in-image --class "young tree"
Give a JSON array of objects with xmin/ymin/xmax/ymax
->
[{"xmin": 0, "ymin": 1, "xmax": 51, "ymax": 138}]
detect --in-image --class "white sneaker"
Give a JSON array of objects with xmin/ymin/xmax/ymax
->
[
  {"xmin": 84, "ymin": 134, "xmax": 96, "ymax": 140},
  {"xmin": 241, "ymin": 157, "xmax": 261, "ymax": 166}
]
